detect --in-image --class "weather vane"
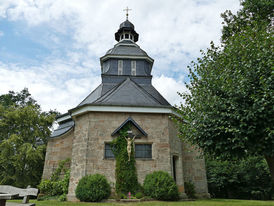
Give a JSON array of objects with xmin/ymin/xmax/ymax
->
[{"xmin": 123, "ymin": 6, "xmax": 132, "ymax": 20}]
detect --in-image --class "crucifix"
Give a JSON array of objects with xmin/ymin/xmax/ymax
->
[
  {"xmin": 123, "ymin": 6, "xmax": 132, "ymax": 20},
  {"xmin": 125, "ymin": 130, "xmax": 135, "ymax": 161}
]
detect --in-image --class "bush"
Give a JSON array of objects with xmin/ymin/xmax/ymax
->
[
  {"xmin": 143, "ymin": 171, "xmax": 179, "ymax": 201},
  {"xmin": 135, "ymin": 192, "xmax": 144, "ymax": 199},
  {"xmin": 58, "ymin": 194, "xmax": 67, "ymax": 201},
  {"xmin": 38, "ymin": 159, "xmax": 71, "ymax": 200},
  {"xmin": 51, "ymin": 181, "xmax": 63, "ymax": 196},
  {"xmin": 39, "ymin": 179, "xmax": 53, "ymax": 195},
  {"xmin": 184, "ymin": 181, "xmax": 196, "ymax": 199},
  {"xmin": 206, "ymin": 156, "xmax": 272, "ymax": 200},
  {"xmin": 75, "ymin": 174, "xmax": 111, "ymax": 202}
]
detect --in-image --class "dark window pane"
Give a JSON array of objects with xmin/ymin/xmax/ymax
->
[
  {"xmin": 135, "ymin": 144, "xmax": 152, "ymax": 158},
  {"xmin": 105, "ymin": 143, "xmax": 115, "ymax": 158}
]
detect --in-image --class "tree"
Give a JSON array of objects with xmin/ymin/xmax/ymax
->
[
  {"xmin": 206, "ymin": 156, "xmax": 272, "ymax": 199},
  {"xmin": 175, "ymin": 0, "xmax": 274, "ymax": 189},
  {"xmin": 0, "ymin": 88, "xmax": 57, "ymax": 187}
]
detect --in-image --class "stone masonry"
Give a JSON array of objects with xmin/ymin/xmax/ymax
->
[
  {"xmin": 42, "ymin": 111, "xmax": 210, "ymax": 200},
  {"xmin": 42, "ymin": 18, "xmax": 210, "ymax": 201},
  {"xmin": 42, "ymin": 130, "xmax": 73, "ymax": 180}
]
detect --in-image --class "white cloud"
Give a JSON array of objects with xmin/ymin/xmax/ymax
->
[
  {"xmin": 0, "ymin": 0, "xmax": 240, "ymax": 60},
  {"xmin": 0, "ymin": 0, "xmax": 241, "ymax": 112},
  {"xmin": 0, "ymin": 61, "xmax": 100, "ymax": 113},
  {"xmin": 152, "ymin": 75, "xmax": 187, "ymax": 107}
]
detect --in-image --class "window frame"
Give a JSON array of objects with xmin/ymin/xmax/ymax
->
[
  {"xmin": 104, "ymin": 143, "xmax": 115, "ymax": 159},
  {"xmin": 134, "ymin": 143, "xmax": 152, "ymax": 159},
  {"xmin": 118, "ymin": 60, "xmax": 123, "ymax": 75},
  {"xmin": 131, "ymin": 60, "xmax": 136, "ymax": 76}
]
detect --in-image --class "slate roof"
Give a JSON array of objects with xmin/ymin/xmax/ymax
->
[
  {"xmin": 119, "ymin": 20, "xmax": 135, "ymax": 30},
  {"xmin": 52, "ymin": 20, "xmax": 171, "ymax": 139},
  {"xmin": 77, "ymin": 78, "xmax": 170, "ymax": 108},
  {"xmin": 50, "ymin": 120, "xmax": 74, "ymax": 138},
  {"xmin": 105, "ymin": 40, "xmax": 148, "ymax": 56}
]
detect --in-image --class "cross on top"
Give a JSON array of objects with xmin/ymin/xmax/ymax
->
[{"xmin": 123, "ymin": 6, "xmax": 132, "ymax": 20}]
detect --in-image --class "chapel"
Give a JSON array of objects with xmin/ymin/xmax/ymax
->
[{"xmin": 42, "ymin": 15, "xmax": 209, "ymax": 200}]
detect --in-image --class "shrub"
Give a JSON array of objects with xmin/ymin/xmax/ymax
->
[
  {"xmin": 58, "ymin": 194, "xmax": 67, "ymax": 201},
  {"xmin": 206, "ymin": 156, "xmax": 272, "ymax": 200},
  {"xmin": 143, "ymin": 171, "xmax": 179, "ymax": 201},
  {"xmin": 51, "ymin": 181, "xmax": 63, "ymax": 196},
  {"xmin": 75, "ymin": 174, "xmax": 111, "ymax": 202},
  {"xmin": 135, "ymin": 192, "xmax": 144, "ymax": 199},
  {"xmin": 184, "ymin": 181, "xmax": 196, "ymax": 199},
  {"xmin": 38, "ymin": 159, "xmax": 71, "ymax": 200},
  {"xmin": 117, "ymin": 192, "xmax": 127, "ymax": 199},
  {"xmin": 39, "ymin": 179, "xmax": 53, "ymax": 195}
]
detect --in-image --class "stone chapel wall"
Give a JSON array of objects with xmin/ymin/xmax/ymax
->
[
  {"xmin": 67, "ymin": 112, "xmax": 173, "ymax": 200},
  {"xmin": 168, "ymin": 119, "xmax": 185, "ymax": 193},
  {"xmin": 182, "ymin": 143, "xmax": 210, "ymax": 198},
  {"xmin": 42, "ymin": 130, "xmax": 74, "ymax": 179}
]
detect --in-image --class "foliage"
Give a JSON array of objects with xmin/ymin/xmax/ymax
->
[
  {"xmin": 135, "ymin": 192, "xmax": 144, "ymax": 199},
  {"xmin": 0, "ymin": 88, "xmax": 58, "ymax": 188},
  {"xmin": 0, "ymin": 88, "xmax": 38, "ymax": 109},
  {"xmin": 184, "ymin": 181, "xmax": 196, "ymax": 199},
  {"xmin": 58, "ymin": 194, "xmax": 67, "ymax": 202},
  {"xmin": 39, "ymin": 159, "xmax": 70, "ymax": 200},
  {"xmin": 221, "ymin": 0, "xmax": 273, "ymax": 43},
  {"xmin": 143, "ymin": 171, "xmax": 179, "ymax": 201},
  {"xmin": 110, "ymin": 124, "xmax": 139, "ymax": 195},
  {"xmin": 175, "ymin": 0, "xmax": 274, "ymax": 187},
  {"xmin": 8, "ymin": 198, "xmax": 274, "ymax": 206},
  {"xmin": 117, "ymin": 193, "xmax": 127, "ymax": 199},
  {"xmin": 206, "ymin": 156, "xmax": 272, "ymax": 200},
  {"xmin": 50, "ymin": 158, "xmax": 70, "ymax": 182},
  {"xmin": 75, "ymin": 174, "xmax": 111, "ymax": 202}
]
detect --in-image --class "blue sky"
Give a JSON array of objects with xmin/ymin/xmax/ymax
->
[{"xmin": 0, "ymin": 0, "xmax": 240, "ymax": 113}]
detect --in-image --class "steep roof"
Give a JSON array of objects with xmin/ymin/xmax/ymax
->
[
  {"xmin": 77, "ymin": 78, "xmax": 170, "ymax": 108},
  {"xmin": 105, "ymin": 40, "xmax": 148, "ymax": 56}
]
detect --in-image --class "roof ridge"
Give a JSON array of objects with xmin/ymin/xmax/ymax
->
[
  {"xmin": 78, "ymin": 84, "xmax": 102, "ymax": 106},
  {"xmin": 130, "ymin": 79, "xmax": 164, "ymax": 105}
]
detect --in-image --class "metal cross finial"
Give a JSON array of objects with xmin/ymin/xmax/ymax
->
[{"xmin": 123, "ymin": 6, "xmax": 132, "ymax": 20}]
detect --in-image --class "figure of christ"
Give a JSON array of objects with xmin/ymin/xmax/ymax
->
[{"xmin": 124, "ymin": 135, "xmax": 136, "ymax": 161}]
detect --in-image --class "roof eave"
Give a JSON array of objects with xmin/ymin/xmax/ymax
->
[
  {"xmin": 100, "ymin": 54, "xmax": 154, "ymax": 66},
  {"xmin": 69, "ymin": 104, "xmax": 176, "ymax": 118}
]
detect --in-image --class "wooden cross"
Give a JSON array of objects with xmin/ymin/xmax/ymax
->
[{"xmin": 123, "ymin": 6, "xmax": 132, "ymax": 20}]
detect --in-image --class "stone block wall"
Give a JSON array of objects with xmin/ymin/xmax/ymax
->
[
  {"xmin": 39, "ymin": 111, "xmax": 210, "ymax": 200},
  {"xmin": 42, "ymin": 129, "xmax": 73, "ymax": 180},
  {"xmin": 182, "ymin": 142, "xmax": 210, "ymax": 198},
  {"xmin": 168, "ymin": 119, "xmax": 185, "ymax": 194},
  {"xmin": 67, "ymin": 112, "xmax": 173, "ymax": 200}
]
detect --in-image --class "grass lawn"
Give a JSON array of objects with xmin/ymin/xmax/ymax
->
[{"xmin": 8, "ymin": 199, "xmax": 274, "ymax": 206}]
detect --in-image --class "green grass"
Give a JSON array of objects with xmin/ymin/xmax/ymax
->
[{"xmin": 8, "ymin": 199, "xmax": 274, "ymax": 206}]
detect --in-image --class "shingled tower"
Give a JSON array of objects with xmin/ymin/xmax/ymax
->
[{"xmin": 42, "ymin": 16, "xmax": 210, "ymax": 201}]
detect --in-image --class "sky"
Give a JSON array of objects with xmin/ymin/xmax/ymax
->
[{"xmin": 0, "ymin": 0, "xmax": 240, "ymax": 113}]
